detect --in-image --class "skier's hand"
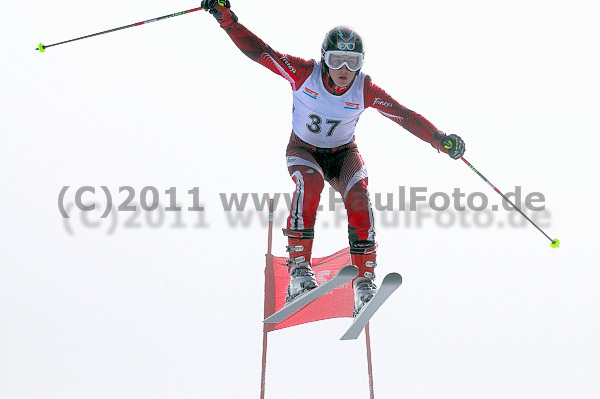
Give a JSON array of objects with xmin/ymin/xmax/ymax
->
[
  {"xmin": 201, "ymin": 0, "xmax": 230, "ymax": 19},
  {"xmin": 202, "ymin": 0, "xmax": 238, "ymax": 29},
  {"xmin": 439, "ymin": 133, "xmax": 466, "ymax": 159}
]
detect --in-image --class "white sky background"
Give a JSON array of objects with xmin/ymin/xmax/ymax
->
[{"xmin": 2, "ymin": 0, "xmax": 599, "ymax": 398}]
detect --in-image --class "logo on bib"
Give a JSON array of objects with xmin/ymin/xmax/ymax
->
[
  {"xmin": 303, "ymin": 87, "xmax": 319, "ymax": 99},
  {"xmin": 344, "ymin": 102, "xmax": 360, "ymax": 110}
]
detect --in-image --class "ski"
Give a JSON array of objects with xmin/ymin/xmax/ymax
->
[
  {"xmin": 263, "ymin": 265, "xmax": 358, "ymax": 324},
  {"xmin": 340, "ymin": 272, "xmax": 402, "ymax": 340}
]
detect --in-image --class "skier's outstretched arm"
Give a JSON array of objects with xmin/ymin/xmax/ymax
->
[
  {"xmin": 364, "ymin": 76, "xmax": 466, "ymax": 159},
  {"xmin": 201, "ymin": 0, "xmax": 314, "ymax": 90}
]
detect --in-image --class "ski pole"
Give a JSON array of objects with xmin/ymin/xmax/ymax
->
[
  {"xmin": 460, "ymin": 157, "xmax": 560, "ymax": 248},
  {"xmin": 35, "ymin": 5, "xmax": 211, "ymax": 53}
]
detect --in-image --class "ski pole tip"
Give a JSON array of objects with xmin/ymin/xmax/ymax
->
[
  {"xmin": 37, "ymin": 43, "xmax": 45, "ymax": 53},
  {"xmin": 550, "ymin": 238, "xmax": 560, "ymax": 248}
]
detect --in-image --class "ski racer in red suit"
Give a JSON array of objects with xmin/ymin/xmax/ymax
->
[{"xmin": 201, "ymin": 0, "xmax": 466, "ymax": 316}]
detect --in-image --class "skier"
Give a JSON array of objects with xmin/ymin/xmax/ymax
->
[{"xmin": 201, "ymin": 0, "xmax": 466, "ymax": 316}]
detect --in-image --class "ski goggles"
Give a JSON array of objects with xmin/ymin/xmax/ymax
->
[{"xmin": 323, "ymin": 50, "xmax": 364, "ymax": 72}]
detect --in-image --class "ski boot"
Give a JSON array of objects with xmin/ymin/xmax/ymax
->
[
  {"xmin": 283, "ymin": 229, "xmax": 318, "ymax": 303},
  {"xmin": 351, "ymin": 241, "xmax": 378, "ymax": 317}
]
